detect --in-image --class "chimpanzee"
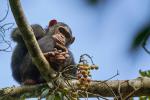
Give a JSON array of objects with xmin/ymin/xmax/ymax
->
[{"xmin": 11, "ymin": 20, "xmax": 76, "ymax": 85}]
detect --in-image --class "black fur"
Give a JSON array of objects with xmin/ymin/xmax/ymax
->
[{"xmin": 11, "ymin": 23, "xmax": 76, "ymax": 84}]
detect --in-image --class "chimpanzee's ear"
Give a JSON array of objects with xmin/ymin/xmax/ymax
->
[{"xmin": 70, "ymin": 37, "xmax": 75, "ymax": 44}]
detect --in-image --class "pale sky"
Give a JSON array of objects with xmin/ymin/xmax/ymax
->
[{"xmin": 0, "ymin": 0, "xmax": 150, "ymax": 99}]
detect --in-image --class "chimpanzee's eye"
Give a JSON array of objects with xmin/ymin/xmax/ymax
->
[{"xmin": 58, "ymin": 27, "xmax": 70, "ymax": 38}]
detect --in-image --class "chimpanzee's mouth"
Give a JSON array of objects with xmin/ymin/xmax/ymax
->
[
  {"xmin": 52, "ymin": 34, "xmax": 67, "ymax": 52},
  {"xmin": 52, "ymin": 34, "xmax": 65, "ymax": 46}
]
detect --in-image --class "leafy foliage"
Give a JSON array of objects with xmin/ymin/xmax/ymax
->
[
  {"xmin": 46, "ymin": 92, "xmax": 64, "ymax": 100},
  {"xmin": 139, "ymin": 70, "xmax": 150, "ymax": 77},
  {"xmin": 131, "ymin": 25, "xmax": 150, "ymax": 51},
  {"xmin": 139, "ymin": 70, "xmax": 150, "ymax": 100}
]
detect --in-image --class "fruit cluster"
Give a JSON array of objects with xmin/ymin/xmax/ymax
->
[{"xmin": 77, "ymin": 63, "xmax": 98, "ymax": 90}]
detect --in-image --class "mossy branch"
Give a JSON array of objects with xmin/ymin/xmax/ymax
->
[
  {"xmin": 9, "ymin": 0, "xmax": 56, "ymax": 82},
  {"xmin": 0, "ymin": 77, "xmax": 150, "ymax": 98}
]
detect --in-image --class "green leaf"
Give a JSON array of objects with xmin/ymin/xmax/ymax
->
[
  {"xmin": 139, "ymin": 96, "xmax": 147, "ymax": 100},
  {"xmin": 131, "ymin": 25, "xmax": 150, "ymax": 50},
  {"xmin": 54, "ymin": 95, "xmax": 61, "ymax": 100},
  {"xmin": 41, "ymin": 88, "xmax": 50, "ymax": 97},
  {"xmin": 55, "ymin": 92, "xmax": 65, "ymax": 100},
  {"xmin": 47, "ymin": 94, "xmax": 55, "ymax": 100},
  {"xmin": 46, "ymin": 92, "xmax": 65, "ymax": 100},
  {"xmin": 139, "ymin": 70, "xmax": 150, "ymax": 77}
]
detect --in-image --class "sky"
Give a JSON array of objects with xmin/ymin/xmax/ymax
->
[{"xmin": 0, "ymin": 0, "xmax": 150, "ymax": 99}]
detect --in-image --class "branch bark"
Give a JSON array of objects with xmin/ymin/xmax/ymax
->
[
  {"xmin": 0, "ymin": 84, "xmax": 47, "ymax": 98},
  {"xmin": 9, "ymin": 0, "xmax": 56, "ymax": 81},
  {"xmin": 0, "ymin": 77, "xmax": 150, "ymax": 98},
  {"xmin": 88, "ymin": 77, "xmax": 150, "ymax": 97}
]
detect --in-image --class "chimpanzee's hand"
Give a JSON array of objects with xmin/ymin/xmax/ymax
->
[{"xmin": 44, "ymin": 48, "xmax": 69, "ymax": 64}]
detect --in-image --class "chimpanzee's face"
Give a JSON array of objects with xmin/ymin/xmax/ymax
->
[{"xmin": 51, "ymin": 24, "xmax": 75, "ymax": 47}]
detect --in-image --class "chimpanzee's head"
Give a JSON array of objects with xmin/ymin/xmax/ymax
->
[{"xmin": 47, "ymin": 19, "xmax": 75, "ymax": 47}]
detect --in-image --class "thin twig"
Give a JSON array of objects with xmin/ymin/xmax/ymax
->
[
  {"xmin": 79, "ymin": 90, "xmax": 109, "ymax": 100},
  {"xmin": 103, "ymin": 82, "xmax": 118, "ymax": 100},
  {"xmin": 101, "ymin": 70, "xmax": 119, "ymax": 83},
  {"xmin": 80, "ymin": 54, "xmax": 95, "ymax": 65},
  {"xmin": 123, "ymin": 88, "xmax": 141, "ymax": 100}
]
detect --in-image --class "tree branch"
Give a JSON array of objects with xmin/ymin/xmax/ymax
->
[
  {"xmin": 9, "ymin": 0, "xmax": 56, "ymax": 82},
  {"xmin": 0, "ymin": 77, "xmax": 150, "ymax": 98},
  {"xmin": 0, "ymin": 84, "xmax": 47, "ymax": 98},
  {"xmin": 88, "ymin": 77, "xmax": 150, "ymax": 97}
]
